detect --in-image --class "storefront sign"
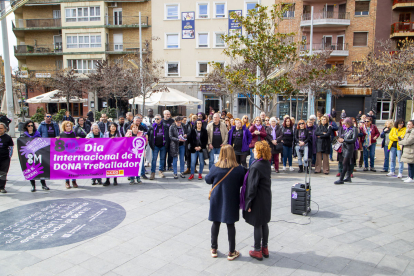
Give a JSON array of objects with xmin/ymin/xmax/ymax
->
[
  {"xmin": 182, "ymin": 12, "xmax": 195, "ymax": 39},
  {"xmin": 0, "ymin": 198, "xmax": 126, "ymax": 251},
  {"xmin": 228, "ymin": 10, "xmax": 242, "ymax": 36},
  {"xmin": 35, "ymin": 73, "xmax": 51, "ymax": 78},
  {"xmin": 17, "ymin": 137, "xmax": 145, "ymax": 180}
]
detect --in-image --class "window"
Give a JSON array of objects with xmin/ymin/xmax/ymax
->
[
  {"xmin": 214, "ymin": 2, "xmax": 226, "ymax": 18},
  {"xmin": 355, "ymin": 1, "xmax": 369, "ymax": 16},
  {"xmin": 166, "ymin": 62, "xmax": 179, "ymax": 77},
  {"xmin": 282, "ymin": 3, "xmax": 295, "ymax": 18},
  {"xmin": 399, "ymin": 13, "xmax": 411, "ymax": 22},
  {"xmin": 214, "ymin": 32, "xmax": 225, "ymax": 47},
  {"xmin": 238, "ymin": 98, "xmax": 251, "ymax": 114},
  {"xmin": 377, "ymin": 99, "xmax": 391, "ymax": 120},
  {"xmin": 198, "ymin": 32, "xmax": 209, "ymax": 48},
  {"xmin": 245, "ymin": 1, "xmax": 258, "ymax": 15},
  {"xmin": 66, "ymin": 34, "xmax": 102, "ymax": 48},
  {"xmin": 166, "ymin": 33, "xmax": 179, "ymax": 49},
  {"xmin": 353, "ymin": 32, "xmax": 368, "ymax": 46},
  {"xmin": 53, "ymin": 10, "xmax": 61, "ymax": 19},
  {"xmin": 65, "ymin": 6, "xmax": 100, "ymax": 22},
  {"xmin": 165, "ymin": 4, "xmax": 179, "ymax": 20},
  {"xmin": 198, "ymin": 62, "xmax": 209, "ymax": 77},
  {"xmin": 352, "ymin": 61, "xmax": 365, "ymax": 76},
  {"xmin": 197, "ymin": 3, "xmax": 209, "ymax": 19},
  {"xmin": 67, "ymin": 59, "xmax": 100, "ymax": 74}
]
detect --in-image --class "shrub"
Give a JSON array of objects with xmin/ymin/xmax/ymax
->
[
  {"xmin": 96, "ymin": 107, "xmax": 116, "ymax": 120},
  {"xmin": 30, "ymin": 107, "xmax": 46, "ymax": 123},
  {"xmin": 52, "ymin": 109, "xmax": 66, "ymax": 122}
]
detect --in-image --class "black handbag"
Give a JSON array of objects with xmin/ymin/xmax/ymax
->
[
  {"xmin": 202, "ymin": 148, "xmax": 209, "ymax": 160},
  {"xmin": 275, "ymin": 143, "xmax": 283, "ymax": 152}
]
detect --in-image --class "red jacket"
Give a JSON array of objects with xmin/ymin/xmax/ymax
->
[
  {"xmin": 361, "ymin": 124, "xmax": 380, "ymax": 145},
  {"xmin": 249, "ymin": 125, "xmax": 267, "ymax": 148}
]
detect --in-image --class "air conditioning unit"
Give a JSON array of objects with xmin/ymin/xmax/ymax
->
[{"xmin": 108, "ymin": 2, "xmax": 117, "ymax": 7}]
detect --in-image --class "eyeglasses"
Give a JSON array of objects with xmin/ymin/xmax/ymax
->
[
  {"xmin": 46, "ymin": 116, "xmax": 52, "ymax": 118},
  {"xmin": 154, "ymin": 118, "xmax": 160, "ymax": 120},
  {"xmin": 299, "ymin": 123, "xmax": 304, "ymax": 125},
  {"xmin": 365, "ymin": 121, "xmax": 370, "ymax": 123},
  {"xmin": 27, "ymin": 125, "xmax": 34, "ymax": 127},
  {"xmin": 265, "ymin": 120, "xmax": 269, "ymax": 121},
  {"xmin": 137, "ymin": 117, "xmax": 142, "ymax": 119}
]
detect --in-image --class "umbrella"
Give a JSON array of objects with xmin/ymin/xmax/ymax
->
[
  {"xmin": 1, "ymin": 92, "xmax": 21, "ymax": 115},
  {"xmin": 26, "ymin": 90, "xmax": 87, "ymax": 104},
  {"xmin": 128, "ymin": 87, "xmax": 202, "ymax": 106}
]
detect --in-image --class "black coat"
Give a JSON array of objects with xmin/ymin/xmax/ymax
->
[
  {"xmin": 87, "ymin": 111, "xmax": 94, "ymax": 122},
  {"xmin": 63, "ymin": 115, "xmax": 75, "ymax": 124},
  {"xmin": 169, "ymin": 124, "xmax": 186, "ymax": 157},
  {"xmin": 316, "ymin": 124, "xmax": 332, "ymax": 154},
  {"xmin": 148, "ymin": 123, "xmax": 170, "ymax": 151},
  {"xmin": 205, "ymin": 165, "xmax": 246, "ymax": 224},
  {"xmin": 98, "ymin": 121, "xmax": 111, "ymax": 134},
  {"xmin": 266, "ymin": 126, "xmax": 283, "ymax": 154},
  {"xmin": 74, "ymin": 124, "xmax": 91, "ymax": 138},
  {"xmin": 188, "ymin": 128, "xmax": 208, "ymax": 153},
  {"xmin": 341, "ymin": 127, "xmax": 358, "ymax": 159},
  {"xmin": 243, "ymin": 159, "xmax": 272, "ymax": 227}
]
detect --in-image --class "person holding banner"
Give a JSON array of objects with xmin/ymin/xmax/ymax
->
[
  {"xmin": 60, "ymin": 121, "xmax": 79, "ymax": 189},
  {"xmin": 20, "ymin": 121, "xmax": 50, "ymax": 192},
  {"xmin": 86, "ymin": 123, "xmax": 104, "ymax": 185},
  {"xmin": 126, "ymin": 123, "xmax": 145, "ymax": 184},
  {"xmin": 148, "ymin": 114, "xmax": 169, "ymax": 180},
  {"xmin": 169, "ymin": 117, "xmax": 187, "ymax": 179},
  {"xmin": 0, "ymin": 123, "xmax": 14, "ymax": 193},
  {"xmin": 74, "ymin": 117, "xmax": 90, "ymax": 138},
  {"xmin": 103, "ymin": 123, "xmax": 122, "ymax": 186}
]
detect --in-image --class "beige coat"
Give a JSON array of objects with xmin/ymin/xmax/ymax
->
[
  {"xmin": 207, "ymin": 121, "xmax": 228, "ymax": 151},
  {"xmin": 399, "ymin": 128, "xmax": 414, "ymax": 164}
]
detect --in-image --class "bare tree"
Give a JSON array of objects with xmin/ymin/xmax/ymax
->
[
  {"xmin": 358, "ymin": 39, "xmax": 414, "ymax": 119},
  {"xmin": 52, "ymin": 68, "xmax": 84, "ymax": 111}
]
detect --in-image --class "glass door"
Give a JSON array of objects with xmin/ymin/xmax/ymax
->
[{"xmin": 113, "ymin": 9, "xmax": 122, "ymax": 25}]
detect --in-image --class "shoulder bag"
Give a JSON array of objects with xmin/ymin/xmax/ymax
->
[{"xmin": 208, "ymin": 167, "xmax": 234, "ymax": 200}]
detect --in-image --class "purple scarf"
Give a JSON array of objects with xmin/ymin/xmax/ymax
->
[
  {"xmin": 152, "ymin": 122, "xmax": 165, "ymax": 145},
  {"xmin": 64, "ymin": 131, "xmax": 73, "ymax": 135},
  {"xmin": 24, "ymin": 131, "xmax": 41, "ymax": 138},
  {"xmin": 270, "ymin": 126, "xmax": 277, "ymax": 140},
  {"xmin": 255, "ymin": 124, "xmax": 263, "ymax": 131},
  {"xmin": 240, "ymin": 158, "xmax": 263, "ymax": 210}
]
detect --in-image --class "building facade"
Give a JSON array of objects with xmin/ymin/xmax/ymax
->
[
  {"xmin": 151, "ymin": 0, "xmax": 275, "ymax": 118},
  {"xmin": 12, "ymin": 0, "xmax": 151, "ymax": 117}
]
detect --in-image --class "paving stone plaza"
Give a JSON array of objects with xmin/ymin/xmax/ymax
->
[{"xmin": 1, "ymin": 144, "xmax": 414, "ymax": 276}]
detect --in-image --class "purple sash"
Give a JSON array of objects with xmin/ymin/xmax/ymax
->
[{"xmin": 240, "ymin": 158, "xmax": 263, "ymax": 210}]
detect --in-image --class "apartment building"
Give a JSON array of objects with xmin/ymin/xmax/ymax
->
[
  {"xmin": 275, "ymin": 0, "xmax": 380, "ymax": 120},
  {"xmin": 0, "ymin": 56, "xmax": 4, "ymax": 108},
  {"xmin": 12, "ymin": 0, "xmax": 151, "ymax": 117},
  {"xmin": 151, "ymin": 0, "xmax": 275, "ymax": 117}
]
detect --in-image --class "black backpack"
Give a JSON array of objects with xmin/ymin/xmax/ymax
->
[{"xmin": 0, "ymin": 115, "xmax": 11, "ymax": 128}]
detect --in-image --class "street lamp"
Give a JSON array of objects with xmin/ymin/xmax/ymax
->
[{"xmin": 128, "ymin": 59, "xmax": 145, "ymax": 115}]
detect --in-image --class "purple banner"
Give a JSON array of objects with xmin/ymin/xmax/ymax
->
[{"xmin": 18, "ymin": 137, "xmax": 146, "ymax": 180}]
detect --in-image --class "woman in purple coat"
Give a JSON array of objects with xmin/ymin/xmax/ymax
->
[{"xmin": 228, "ymin": 119, "xmax": 252, "ymax": 168}]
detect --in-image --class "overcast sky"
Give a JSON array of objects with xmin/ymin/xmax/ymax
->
[{"xmin": 0, "ymin": 2, "xmax": 19, "ymax": 71}]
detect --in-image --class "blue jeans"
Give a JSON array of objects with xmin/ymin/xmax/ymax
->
[
  {"xmin": 383, "ymin": 147, "xmax": 390, "ymax": 171},
  {"xmin": 408, "ymin": 163, "xmax": 414, "ymax": 179},
  {"xmin": 151, "ymin": 146, "xmax": 166, "ymax": 173},
  {"xmin": 173, "ymin": 145, "xmax": 185, "ymax": 174},
  {"xmin": 283, "ymin": 145, "xmax": 293, "ymax": 167},
  {"xmin": 390, "ymin": 147, "xmax": 403, "ymax": 174},
  {"xmin": 295, "ymin": 145, "xmax": 308, "ymax": 166},
  {"xmin": 329, "ymin": 144, "xmax": 333, "ymax": 160},
  {"xmin": 191, "ymin": 151, "xmax": 204, "ymax": 175},
  {"xmin": 363, "ymin": 143, "xmax": 376, "ymax": 168},
  {"xmin": 209, "ymin": 148, "xmax": 221, "ymax": 169},
  {"xmin": 249, "ymin": 148, "xmax": 255, "ymax": 167}
]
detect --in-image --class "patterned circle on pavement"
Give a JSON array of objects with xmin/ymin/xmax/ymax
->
[{"xmin": 0, "ymin": 198, "xmax": 126, "ymax": 251}]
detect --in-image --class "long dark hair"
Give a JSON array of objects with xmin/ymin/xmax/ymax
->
[
  {"xmin": 394, "ymin": 118, "xmax": 405, "ymax": 129},
  {"xmin": 282, "ymin": 117, "xmax": 292, "ymax": 128},
  {"xmin": 23, "ymin": 120, "xmax": 37, "ymax": 132}
]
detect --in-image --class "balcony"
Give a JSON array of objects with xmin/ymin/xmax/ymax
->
[
  {"xmin": 14, "ymin": 43, "xmax": 63, "ymax": 58},
  {"xmin": 301, "ymin": 12, "xmax": 350, "ymax": 27},
  {"xmin": 13, "ymin": 18, "xmax": 61, "ymax": 29},
  {"xmin": 300, "ymin": 43, "xmax": 349, "ymax": 56},
  {"xmin": 393, "ymin": 0, "xmax": 414, "ymax": 9},
  {"xmin": 105, "ymin": 43, "xmax": 147, "ymax": 54},
  {"xmin": 22, "ymin": 0, "xmax": 148, "ymax": 3},
  {"xmin": 105, "ymin": 16, "xmax": 149, "ymax": 28},
  {"xmin": 390, "ymin": 22, "xmax": 414, "ymax": 37}
]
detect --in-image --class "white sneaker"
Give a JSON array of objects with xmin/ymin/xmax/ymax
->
[
  {"xmin": 402, "ymin": 177, "xmax": 409, "ymax": 181},
  {"xmin": 397, "ymin": 173, "xmax": 403, "ymax": 178},
  {"xmin": 386, "ymin": 172, "xmax": 396, "ymax": 177},
  {"xmin": 289, "ymin": 167, "xmax": 294, "ymax": 171},
  {"xmin": 271, "ymin": 166, "xmax": 275, "ymax": 172},
  {"xmin": 282, "ymin": 166, "xmax": 286, "ymax": 171},
  {"xmin": 404, "ymin": 178, "xmax": 414, "ymax": 183}
]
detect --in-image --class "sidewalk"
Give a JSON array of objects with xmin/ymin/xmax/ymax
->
[{"xmin": 0, "ymin": 140, "xmax": 413, "ymax": 275}]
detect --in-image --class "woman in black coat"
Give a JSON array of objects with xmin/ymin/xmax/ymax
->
[
  {"xmin": 335, "ymin": 118, "xmax": 358, "ymax": 184},
  {"xmin": 242, "ymin": 141, "xmax": 272, "ymax": 261},
  {"xmin": 74, "ymin": 117, "xmax": 91, "ymax": 138},
  {"xmin": 266, "ymin": 117, "xmax": 283, "ymax": 173},
  {"xmin": 188, "ymin": 120, "xmax": 208, "ymax": 180},
  {"xmin": 315, "ymin": 115, "xmax": 332, "ymax": 174},
  {"xmin": 205, "ymin": 145, "xmax": 245, "ymax": 261}
]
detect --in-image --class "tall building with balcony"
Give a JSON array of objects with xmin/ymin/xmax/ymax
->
[
  {"xmin": 151, "ymin": 0, "xmax": 275, "ymax": 117},
  {"xmin": 0, "ymin": 56, "xmax": 4, "ymax": 108},
  {"xmin": 276, "ymin": 0, "xmax": 378, "ymax": 120},
  {"xmin": 12, "ymin": 0, "xmax": 151, "ymax": 117}
]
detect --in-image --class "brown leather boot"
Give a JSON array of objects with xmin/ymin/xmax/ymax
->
[{"xmin": 72, "ymin": 180, "xmax": 78, "ymax": 188}]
